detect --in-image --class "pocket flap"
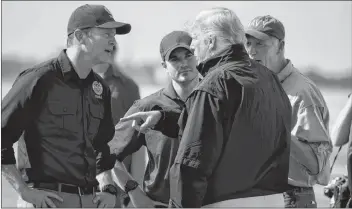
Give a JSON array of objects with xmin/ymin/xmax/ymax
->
[
  {"xmin": 90, "ymin": 104, "xmax": 104, "ymax": 119},
  {"xmin": 48, "ymin": 102, "xmax": 75, "ymax": 115}
]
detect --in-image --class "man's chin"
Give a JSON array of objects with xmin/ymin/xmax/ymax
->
[
  {"xmin": 177, "ymin": 75, "xmax": 197, "ymax": 84},
  {"xmin": 95, "ymin": 58, "xmax": 114, "ymax": 66},
  {"xmin": 93, "ymin": 63, "xmax": 110, "ymax": 73}
]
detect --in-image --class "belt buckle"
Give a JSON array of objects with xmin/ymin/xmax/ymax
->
[{"xmin": 78, "ymin": 186, "xmax": 95, "ymax": 196}]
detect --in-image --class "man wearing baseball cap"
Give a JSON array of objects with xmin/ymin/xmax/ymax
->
[
  {"xmin": 245, "ymin": 15, "xmax": 332, "ymax": 208},
  {"xmin": 109, "ymin": 30, "xmax": 200, "ymax": 208},
  {"xmin": 2, "ymin": 4, "xmax": 132, "ymax": 208}
]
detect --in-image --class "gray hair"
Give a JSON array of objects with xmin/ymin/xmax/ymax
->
[{"xmin": 187, "ymin": 7, "xmax": 246, "ymax": 45}]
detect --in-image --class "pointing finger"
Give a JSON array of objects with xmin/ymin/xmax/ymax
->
[{"xmin": 120, "ymin": 112, "xmax": 146, "ymax": 122}]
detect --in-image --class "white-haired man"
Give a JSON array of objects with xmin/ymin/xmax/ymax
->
[
  {"xmin": 245, "ymin": 15, "xmax": 332, "ymax": 208},
  {"xmin": 120, "ymin": 7, "xmax": 292, "ymax": 207}
]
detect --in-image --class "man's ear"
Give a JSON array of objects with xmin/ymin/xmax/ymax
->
[
  {"xmin": 74, "ymin": 29, "xmax": 85, "ymax": 44},
  {"xmin": 161, "ymin": 61, "xmax": 167, "ymax": 69},
  {"xmin": 208, "ymin": 34, "xmax": 216, "ymax": 51},
  {"xmin": 278, "ymin": 40, "xmax": 285, "ymax": 54}
]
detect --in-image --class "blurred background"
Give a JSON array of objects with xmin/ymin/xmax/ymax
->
[{"xmin": 1, "ymin": 1, "xmax": 351, "ymax": 207}]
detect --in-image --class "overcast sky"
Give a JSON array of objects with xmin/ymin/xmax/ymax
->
[{"xmin": 2, "ymin": 1, "xmax": 351, "ymax": 76}]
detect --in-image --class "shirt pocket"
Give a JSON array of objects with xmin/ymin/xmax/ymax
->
[
  {"xmin": 88, "ymin": 104, "xmax": 104, "ymax": 136},
  {"xmin": 145, "ymin": 130, "xmax": 165, "ymax": 157},
  {"xmin": 47, "ymin": 101, "xmax": 78, "ymax": 133}
]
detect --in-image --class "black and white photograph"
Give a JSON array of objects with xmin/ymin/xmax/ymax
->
[{"xmin": 1, "ymin": 1, "xmax": 351, "ymax": 208}]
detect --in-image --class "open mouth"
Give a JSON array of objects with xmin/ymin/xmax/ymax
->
[
  {"xmin": 179, "ymin": 69, "xmax": 191, "ymax": 73},
  {"xmin": 105, "ymin": 49, "xmax": 113, "ymax": 54}
]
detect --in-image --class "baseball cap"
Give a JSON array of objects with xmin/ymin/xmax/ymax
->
[
  {"xmin": 160, "ymin": 31, "xmax": 192, "ymax": 61},
  {"xmin": 67, "ymin": 4, "xmax": 131, "ymax": 36},
  {"xmin": 245, "ymin": 15, "xmax": 285, "ymax": 41}
]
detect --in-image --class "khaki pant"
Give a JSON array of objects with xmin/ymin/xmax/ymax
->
[
  {"xmin": 17, "ymin": 189, "xmax": 99, "ymax": 208},
  {"xmin": 202, "ymin": 193, "xmax": 284, "ymax": 207}
]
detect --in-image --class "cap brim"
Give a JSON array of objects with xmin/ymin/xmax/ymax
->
[
  {"xmin": 97, "ymin": 21, "xmax": 131, "ymax": 35},
  {"xmin": 245, "ymin": 29, "xmax": 270, "ymax": 41},
  {"xmin": 164, "ymin": 44, "xmax": 192, "ymax": 61}
]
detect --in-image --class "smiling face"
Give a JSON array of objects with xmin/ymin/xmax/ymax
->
[
  {"xmin": 83, "ymin": 27, "xmax": 117, "ymax": 65},
  {"xmin": 163, "ymin": 47, "xmax": 198, "ymax": 84},
  {"xmin": 245, "ymin": 35, "xmax": 281, "ymax": 71}
]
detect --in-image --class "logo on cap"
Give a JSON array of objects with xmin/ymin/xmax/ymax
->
[
  {"xmin": 92, "ymin": 81, "xmax": 103, "ymax": 99},
  {"xmin": 250, "ymin": 18, "xmax": 271, "ymax": 29}
]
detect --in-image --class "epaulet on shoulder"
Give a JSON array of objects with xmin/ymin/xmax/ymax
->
[{"xmin": 15, "ymin": 58, "xmax": 56, "ymax": 82}]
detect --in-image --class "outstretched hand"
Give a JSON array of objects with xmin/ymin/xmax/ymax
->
[{"xmin": 119, "ymin": 111, "xmax": 162, "ymax": 134}]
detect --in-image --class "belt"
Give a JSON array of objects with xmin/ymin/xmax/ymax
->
[
  {"xmin": 33, "ymin": 182, "xmax": 99, "ymax": 196},
  {"xmin": 287, "ymin": 185, "xmax": 314, "ymax": 193},
  {"xmin": 154, "ymin": 205, "xmax": 168, "ymax": 208}
]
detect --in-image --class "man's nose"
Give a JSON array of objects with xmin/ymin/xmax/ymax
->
[
  {"xmin": 180, "ymin": 59, "xmax": 188, "ymax": 68},
  {"xmin": 109, "ymin": 37, "xmax": 117, "ymax": 46},
  {"xmin": 246, "ymin": 45, "xmax": 256, "ymax": 57}
]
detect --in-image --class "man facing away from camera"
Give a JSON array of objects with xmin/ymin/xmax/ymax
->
[
  {"xmin": 245, "ymin": 15, "xmax": 332, "ymax": 208},
  {"xmin": 2, "ymin": 4, "xmax": 132, "ymax": 208},
  {"xmin": 120, "ymin": 7, "xmax": 293, "ymax": 208},
  {"xmin": 108, "ymin": 30, "xmax": 200, "ymax": 208}
]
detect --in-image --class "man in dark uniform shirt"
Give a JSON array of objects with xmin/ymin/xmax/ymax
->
[
  {"xmin": 108, "ymin": 31, "xmax": 200, "ymax": 207},
  {"xmin": 1, "ymin": 4, "xmax": 131, "ymax": 208}
]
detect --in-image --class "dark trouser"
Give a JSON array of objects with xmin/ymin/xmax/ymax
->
[
  {"xmin": 18, "ymin": 183, "xmax": 100, "ymax": 208},
  {"xmin": 283, "ymin": 185, "xmax": 317, "ymax": 208},
  {"xmin": 17, "ymin": 189, "xmax": 98, "ymax": 208}
]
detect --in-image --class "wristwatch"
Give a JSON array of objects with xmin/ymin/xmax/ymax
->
[
  {"xmin": 101, "ymin": 184, "xmax": 118, "ymax": 196},
  {"xmin": 124, "ymin": 180, "xmax": 139, "ymax": 193}
]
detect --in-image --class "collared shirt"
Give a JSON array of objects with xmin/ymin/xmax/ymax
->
[
  {"xmin": 100, "ymin": 65, "xmax": 140, "ymax": 125},
  {"xmin": 1, "ymin": 50, "xmax": 115, "ymax": 187},
  {"xmin": 277, "ymin": 60, "xmax": 332, "ymax": 187},
  {"xmin": 168, "ymin": 44, "xmax": 292, "ymax": 207},
  {"xmin": 108, "ymin": 82, "xmax": 184, "ymax": 204},
  {"xmin": 11, "ymin": 64, "xmax": 139, "ymax": 205}
]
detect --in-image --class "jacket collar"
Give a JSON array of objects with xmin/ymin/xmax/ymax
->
[
  {"xmin": 196, "ymin": 44, "xmax": 250, "ymax": 77},
  {"xmin": 277, "ymin": 59, "xmax": 294, "ymax": 83}
]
